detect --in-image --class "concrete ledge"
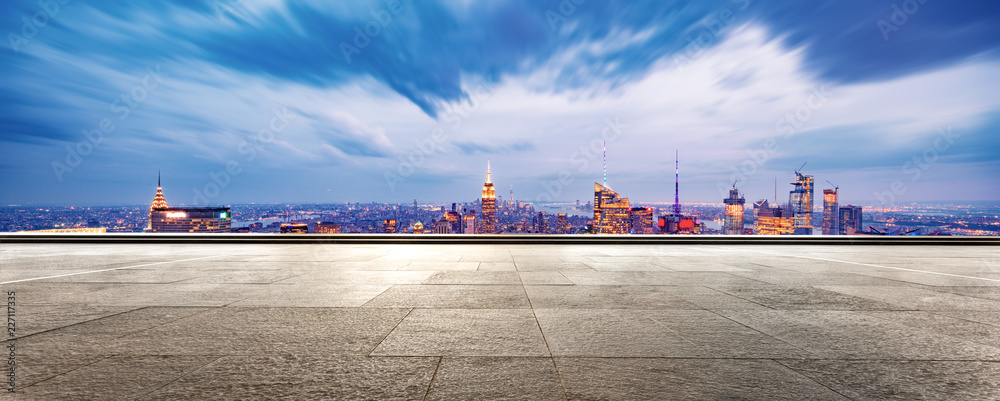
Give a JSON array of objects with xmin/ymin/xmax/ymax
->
[{"xmin": 1, "ymin": 233, "xmax": 997, "ymax": 245}]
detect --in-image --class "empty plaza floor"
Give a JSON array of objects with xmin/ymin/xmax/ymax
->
[{"xmin": 1, "ymin": 242, "xmax": 999, "ymax": 400}]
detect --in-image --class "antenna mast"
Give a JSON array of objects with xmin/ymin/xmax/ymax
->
[
  {"xmin": 673, "ymin": 150, "xmax": 681, "ymax": 215},
  {"xmin": 602, "ymin": 141, "xmax": 607, "ymax": 187}
]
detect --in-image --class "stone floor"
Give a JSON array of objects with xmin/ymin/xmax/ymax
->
[{"xmin": 1, "ymin": 243, "xmax": 999, "ymax": 400}]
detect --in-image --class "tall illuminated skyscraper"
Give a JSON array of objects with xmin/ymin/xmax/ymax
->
[
  {"xmin": 146, "ymin": 174, "xmax": 231, "ymax": 233},
  {"xmin": 479, "ymin": 161, "xmax": 497, "ymax": 234},
  {"xmin": 147, "ymin": 172, "xmax": 169, "ymax": 231},
  {"xmin": 789, "ymin": 171, "xmax": 814, "ymax": 235},
  {"xmin": 593, "ymin": 182, "xmax": 631, "ymax": 234},
  {"xmin": 822, "ymin": 189, "xmax": 839, "ymax": 235},
  {"xmin": 723, "ymin": 185, "xmax": 745, "ymax": 235}
]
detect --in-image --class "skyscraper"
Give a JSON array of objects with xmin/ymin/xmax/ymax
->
[
  {"xmin": 822, "ymin": 189, "xmax": 839, "ymax": 235},
  {"xmin": 723, "ymin": 185, "xmax": 745, "ymax": 235},
  {"xmin": 382, "ymin": 219, "xmax": 397, "ymax": 234},
  {"xmin": 146, "ymin": 174, "xmax": 231, "ymax": 233},
  {"xmin": 630, "ymin": 207, "xmax": 654, "ymax": 235},
  {"xmin": 593, "ymin": 182, "xmax": 631, "ymax": 234},
  {"xmin": 789, "ymin": 171, "xmax": 814, "ymax": 235},
  {"xmin": 754, "ymin": 204, "xmax": 794, "ymax": 235},
  {"xmin": 536, "ymin": 211, "xmax": 546, "ymax": 233},
  {"xmin": 479, "ymin": 161, "xmax": 497, "ymax": 234},
  {"xmin": 839, "ymin": 205, "xmax": 863, "ymax": 235},
  {"xmin": 557, "ymin": 213, "xmax": 568, "ymax": 234},
  {"xmin": 463, "ymin": 212, "xmax": 476, "ymax": 234}
]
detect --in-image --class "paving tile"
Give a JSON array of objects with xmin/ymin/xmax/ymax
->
[
  {"xmin": 227, "ymin": 284, "xmax": 391, "ymax": 307},
  {"xmin": 818, "ymin": 285, "xmax": 1000, "ymax": 311},
  {"xmin": 399, "ymin": 262, "xmax": 480, "ymax": 271},
  {"xmin": 534, "ymin": 309, "xmax": 703, "ymax": 357},
  {"xmin": 558, "ymin": 358, "xmax": 848, "ymax": 400},
  {"xmin": 10, "ymin": 356, "xmax": 216, "ymax": 400},
  {"xmin": 422, "ymin": 271, "xmax": 521, "ymax": 285},
  {"xmin": 143, "ymin": 356, "xmax": 439, "ymax": 401},
  {"xmin": 372, "ymin": 309, "xmax": 549, "ymax": 357},
  {"xmin": 425, "ymin": 357, "xmax": 565, "ymax": 401},
  {"xmin": 523, "ymin": 285, "xmax": 702, "ymax": 309},
  {"xmin": 0, "ymin": 352, "xmax": 105, "ymax": 390},
  {"xmin": 710, "ymin": 286, "xmax": 905, "ymax": 310},
  {"xmin": 719, "ymin": 310, "xmax": 1000, "ymax": 360},
  {"xmin": 513, "ymin": 262, "xmax": 594, "ymax": 272},
  {"xmin": 477, "ymin": 262, "xmax": 517, "ymax": 271},
  {"xmin": 517, "ymin": 272, "xmax": 574, "ymax": 285},
  {"xmin": 3, "ymin": 304, "xmax": 138, "ymax": 338},
  {"xmin": 362, "ymin": 285, "xmax": 530, "ymax": 309},
  {"xmin": 111, "ymin": 307, "xmax": 412, "ymax": 356},
  {"xmin": 779, "ymin": 360, "xmax": 1000, "ymax": 401},
  {"xmin": 274, "ymin": 270, "xmax": 435, "ymax": 285}
]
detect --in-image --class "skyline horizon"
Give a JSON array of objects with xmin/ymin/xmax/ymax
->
[{"xmin": 2, "ymin": 2, "xmax": 999, "ymax": 206}]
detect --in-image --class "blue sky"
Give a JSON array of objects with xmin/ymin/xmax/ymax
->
[{"xmin": 2, "ymin": 0, "xmax": 999, "ymax": 206}]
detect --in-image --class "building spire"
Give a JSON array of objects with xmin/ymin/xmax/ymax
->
[
  {"xmin": 486, "ymin": 159, "xmax": 491, "ymax": 184},
  {"xmin": 602, "ymin": 141, "xmax": 607, "ymax": 187},
  {"xmin": 150, "ymin": 172, "xmax": 169, "ymax": 212},
  {"xmin": 673, "ymin": 150, "xmax": 681, "ymax": 215}
]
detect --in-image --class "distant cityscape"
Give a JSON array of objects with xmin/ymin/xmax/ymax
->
[{"xmin": 4, "ymin": 155, "xmax": 999, "ymax": 236}]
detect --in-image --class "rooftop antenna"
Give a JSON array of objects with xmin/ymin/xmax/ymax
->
[
  {"xmin": 486, "ymin": 159, "xmax": 491, "ymax": 184},
  {"xmin": 774, "ymin": 176, "xmax": 777, "ymax": 205},
  {"xmin": 158, "ymin": 170, "xmax": 161, "ymax": 187},
  {"xmin": 602, "ymin": 141, "xmax": 607, "ymax": 187},
  {"xmin": 673, "ymin": 150, "xmax": 681, "ymax": 215}
]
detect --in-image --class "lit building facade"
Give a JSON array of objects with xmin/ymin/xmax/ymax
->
[
  {"xmin": 658, "ymin": 214, "xmax": 699, "ymax": 234},
  {"xmin": 479, "ymin": 162, "xmax": 497, "ymax": 234},
  {"xmin": 149, "ymin": 208, "xmax": 232, "ymax": 233},
  {"xmin": 434, "ymin": 218, "xmax": 452, "ymax": 234},
  {"xmin": 146, "ymin": 175, "xmax": 231, "ymax": 233},
  {"xmin": 382, "ymin": 219, "xmax": 397, "ymax": 234},
  {"xmin": 789, "ymin": 172, "xmax": 814, "ymax": 235},
  {"xmin": 315, "ymin": 222, "xmax": 342, "ymax": 233},
  {"xmin": 413, "ymin": 221, "xmax": 424, "ymax": 234},
  {"xmin": 723, "ymin": 186, "xmax": 745, "ymax": 235},
  {"xmin": 557, "ymin": 213, "xmax": 568, "ymax": 234},
  {"xmin": 822, "ymin": 189, "xmax": 839, "ymax": 235},
  {"xmin": 630, "ymin": 207, "xmax": 654, "ymax": 235},
  {"xmin": 839, "ymin": 205, "xmax": 863, "ymax": 235},
  {"xmin": 593, "ymin": 182, "xmax": 631, "ymax": 234},
  {"xmin": 755, "ymin": 205, "xmax": 794, "ymax": 235},
  {"xmin": 280, "ymin": 223, "xmax": 308, "ymax": 233},
  {"xmin": 463, "ymin": 213, "xmax": 476, "ymax": 234}
]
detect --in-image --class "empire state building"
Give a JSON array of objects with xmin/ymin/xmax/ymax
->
[{"xmin": 479, "ymin": 161, "xmax": 497, "ymax": 234}]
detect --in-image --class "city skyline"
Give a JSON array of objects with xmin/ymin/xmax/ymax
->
[{"xmin": 2, "ymin": 1, "xmax": 1000, "ymax": 205}]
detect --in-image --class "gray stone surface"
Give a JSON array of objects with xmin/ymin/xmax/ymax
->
[{"xmin": 0, "ymin": 243, "xmax": 998, "ymax": 399}]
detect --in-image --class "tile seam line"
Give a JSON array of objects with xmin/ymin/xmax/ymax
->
[
  {"xmin": 512, "ymin": 248, "xmax": 570, "ymax": 401},
  {"xmin": 744, "ymin": 249, "xmax": 1000, "ymax": 283},
  {"xmin": 0, "ymin": 245, "xmax": 304, "ymax": 285}
]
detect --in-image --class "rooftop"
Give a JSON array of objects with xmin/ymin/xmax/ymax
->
[{"xmin": 2, "ymin": 237, "xmax": 999, "ymax": 399}]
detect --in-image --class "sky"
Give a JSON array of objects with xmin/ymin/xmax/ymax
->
[{"xmin": 1, "ymin": 0, "xmax": 999, "ymax": 206}]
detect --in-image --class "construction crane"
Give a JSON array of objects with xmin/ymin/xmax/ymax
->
[
  {"xmin": 795, "ymin": 162, "xmax": 807, "ymax": 174},
  {"xmin": 826, "ymin": 180, "xmax": 839, "ymax": 193}
]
